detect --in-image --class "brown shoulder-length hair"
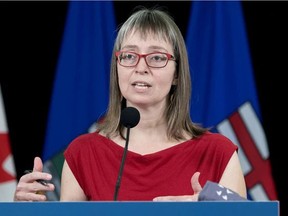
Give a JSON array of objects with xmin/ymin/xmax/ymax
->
[{"xmin": 97, "ymin": 6, "xmax": 207, "ymax": 140}]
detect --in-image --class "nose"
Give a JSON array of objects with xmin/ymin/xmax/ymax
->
[{"xmin": 135, "ymin": 57, "xmax": 149, "ymax": 73}]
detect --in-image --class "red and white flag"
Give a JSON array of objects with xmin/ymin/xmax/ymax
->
[
  {"xmin": 0, "ymin": 85, "xmax": 17, "ymax": 201},
  {"xmin": 217, "ymin": 102, "xmax": 277, "ymax": 200}
]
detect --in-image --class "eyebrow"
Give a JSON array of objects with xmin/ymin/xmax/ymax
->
[{"xmin": 121, "ymin": 45, "xmax": 169, "ymax": 53}]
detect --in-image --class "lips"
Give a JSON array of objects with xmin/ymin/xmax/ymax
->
[{"xmin": 132, "ymin": 81, "xmax": 151, "ymax": 87}]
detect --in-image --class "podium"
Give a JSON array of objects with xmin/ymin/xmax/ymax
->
[{"xmin": 0, "ymin": 201, "xmax": 279, "ymax": 216}]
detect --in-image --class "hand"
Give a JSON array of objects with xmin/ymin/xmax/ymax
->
[
  {"xmin": 153, "ymin": 172, "xmax": 202, "ymax": 201},
  {"xmin": 14, "ymin": 157, "xmax": 55, "ymax": 201}
]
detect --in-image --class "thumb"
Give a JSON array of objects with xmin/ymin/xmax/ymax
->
[
  {"xmin": 191, "ymin": 171, "xmax": 202, "ymax": 194},
  {"xmin": 32, "ymin": 156, "xmax": 43, "ymax": 172}
]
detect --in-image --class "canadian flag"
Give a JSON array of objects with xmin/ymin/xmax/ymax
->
[{"xmin": 0, "ymin": 86, "xmax": 17, "ymax": 201}]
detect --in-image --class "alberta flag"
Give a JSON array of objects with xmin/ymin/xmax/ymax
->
[
  {"xmin": 42, "ymin": 1, "xmax": 116, "ymax": 200},
  {"xmin": 0, "ymin": 85, "xmax": 17, "ymax": 201},
  {"xmin": 186, "ymin": 1, "xmax": 277, "ymax": 200}
]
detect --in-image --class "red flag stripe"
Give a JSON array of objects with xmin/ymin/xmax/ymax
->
[
  {"xmin": 217, "ymin": 119, "xmax": 252, "ymax": 175},
  {"xmin": 238, "ymin": 102, "xmax": 269, "ymax": 159},
  {"xmin": 229, "ymin": 110, "xmax": 277, "ymax": 200},
  {"xmin": 0, "ymin": 134, "xmax": 15, "ymax": 182}
]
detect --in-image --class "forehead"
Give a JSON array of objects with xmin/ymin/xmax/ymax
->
[{"xmin": 121, "ymin": 29, "xmax": 173, "ymax": 50}]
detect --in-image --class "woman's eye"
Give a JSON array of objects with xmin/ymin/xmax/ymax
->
[
  {"xmin": 122, "ymin": 53, "xmax": 134, "ymax": 60},
  {"xmin": 153, "ymin": 56, "xmax": 161, "ymax": 61},
  {"xmin": 151, "ymin": 55, "xmax": 166, "ymax": 61},
  {"xmin": 127, "ymin": 54, "xmax": 134, "ymax": 59}
]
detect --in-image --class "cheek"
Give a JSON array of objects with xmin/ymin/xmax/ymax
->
[
  {"xmin": 154, "ymin": 75, "xmax": 175, "ymax": 96},
  {"xmin": 117, "ymin": 69, "xmax": 130, "ymax": 92},
  {"xmin": 158, "ymin": 70, "xmax": 177, "ymax": 87}
]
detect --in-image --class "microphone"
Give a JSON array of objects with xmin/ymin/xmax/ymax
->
[{"xmin": 114, "ymin": 107, "xmax": 140, "ymax": 201}]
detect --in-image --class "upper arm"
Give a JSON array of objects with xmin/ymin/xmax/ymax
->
[
  {"xmin": 219, "ymin": 151, "xmax": 247, "ymax": 199},
  {"xmin": 60, "ymin": 160, "xmax": 87, "ymax": 201}
]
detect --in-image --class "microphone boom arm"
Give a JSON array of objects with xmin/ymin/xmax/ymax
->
[{"xmin": 113, "ymin": 125, "xmax": 131, "ymax": 201}]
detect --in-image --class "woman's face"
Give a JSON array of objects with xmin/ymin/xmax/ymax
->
[{"xmin": 117, "ymin": 30, "xmax": 177, "ymax": 109}]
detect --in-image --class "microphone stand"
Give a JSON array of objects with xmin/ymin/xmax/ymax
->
[{"xmin": 113, "ymin": 125, "xmax": 131, "ymax": 201}]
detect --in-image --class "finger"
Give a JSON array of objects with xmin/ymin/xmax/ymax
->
[
  {"xmin": 33, "ymin": 156, "xmax": 43, "ymax": 172},
  {"xmin": 32, "ymin": 182, "xmax": 55, "ymax": 196},
  {"xmin": 191, "ymin": 171, "xmax": 202, "ymax": 194},
  {"xmin": 21, "ymin": 169, "xmax": 53, "ymax": 187},
  {"xmin": 20, "ymin": 171, "xmax": 52, "ymax": 185},
  {"xmin": 14, "ymin": 190, "xmax": 48, "ymax": 202},
  {"xmin": 14, "ymin": 182, "xmax": 46, "ymax": 201},
  {"xmin": 16, "ymin": 181, "xmax": 55, "ymax": 193}
]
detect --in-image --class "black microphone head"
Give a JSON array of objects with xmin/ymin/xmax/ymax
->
[{"xmin": 120, "ymin": 107, "xmax": 140, "ymax": 128}]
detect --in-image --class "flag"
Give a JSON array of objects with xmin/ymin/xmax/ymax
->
[
  {"xmin": 42, "ymin": 1, "xmax": 116, "ymax": 200},
  {"xmin": 0, "ymin": 85, "xmax": 17, "ymax": 201},
  {"xmin": 186, "ymin": 1, "xmax": 277, "ymax": 200}
]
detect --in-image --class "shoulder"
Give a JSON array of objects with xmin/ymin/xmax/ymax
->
[
  {"xmin": 69, "ymin": 132, "xmax": 97, "ymax": 145},
  {"xmin": 198, "ymin": 131, "xmax": 234, "ymax": 142},
  {"xmin": 193, "ymin": 131, "xmax": 238, "ymax": 151},
  {"xmin": 65, "ymin": 132, "xmax": 106, "ymax": 153}
]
